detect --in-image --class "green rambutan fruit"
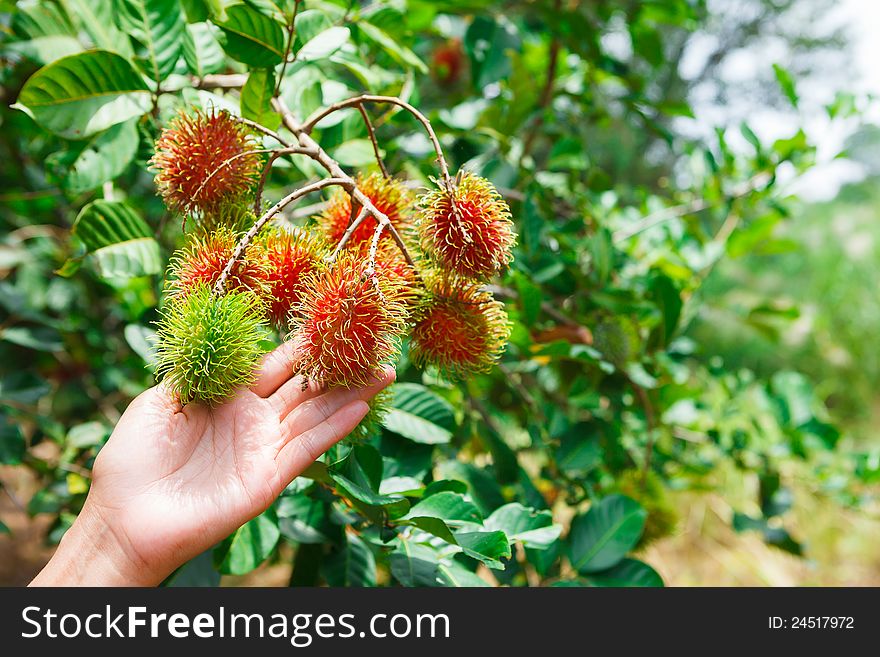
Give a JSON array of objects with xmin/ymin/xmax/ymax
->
[
  {"xmin": 166, "ymin": 226, "xmax": 271, "ymax": 299},
  {"xmin": 154, "ymin": 284, "xmax": 269, "ymax": 405},
  {"xmin": 614, "ymin": 469, "xmax": 680, "ymax": 546},
  {"xmin": 409, "ymin": 274, "xmax": 511, "ymax": 378},
  {"xmin": 289, "ymin": 251, "xmax": 409, "ymax": 388},
  {"xmin": 592, "ymin": 316, "xmax": 641, "ymax": 368},
  {"xmin": 150, "ymin": 109, "xmax": 262, "ymax": 217},
  {"xmin": 347, "ymin": 387, "xmax": 393, "ymax": 444},
  {"xmin": 417, "ymin": 172, "xmax": 515, "ymax": 280},
  {"xmin": 313, "ymin": 173, "xmax": 414, "ymax": 248},
  {"xmin": 255, "ymin": 226, "xmax": 328, "ymax": 327}
]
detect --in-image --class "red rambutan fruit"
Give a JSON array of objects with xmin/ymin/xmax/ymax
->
[
  {"xmin": 166, "ymin": 226, "xmax": 270, "ymax": 299},
  {"xmin": 313, "ymin": 173, "xmax": 414, "ymax": 248},
  {"xmin": 150, "ymin": 109, "xmax": 262, "ymax": 216},
  {"xmin": 418, "ymin": 172, "xmax": 516, "ymax": 280},
  {"xmin": 409, "ymin": 274, "xmax": 511, "ymax": 378},
  {"xmin": 289, "ymin": 251, "xmax": 409, "ymax": 388},
  {"xmin": 255, "ymin": 227, "xmax": 328, "ymax": 327},
  {"xmin": 432, "ymin": 38, "xmax": 466, "ymax": 85}
]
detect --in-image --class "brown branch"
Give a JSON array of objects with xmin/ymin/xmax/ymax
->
[
  {"xmin": 213, "ymin": 177, "xmax": 349, "ymax": 294},
  {"xmin": 356, "ymin": 102, "xmax": 390, "ymax": 179},
  {"xmin": 193, "ymin": 73, "xmax": 248, "ymax": 89},
  {"xmin": 273, "ymin": 96, "xmax": 418, "ymax": 269},
  {"xmin": 300, "ymin": 94, "xmax": 450, "ymax": 183},
  {"xmin": 254, "ymin": 145, "xmax": 316, "ymax": 214}
]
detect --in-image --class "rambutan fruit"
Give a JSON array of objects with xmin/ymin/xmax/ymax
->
[
  {"xmin": 409, "ymin": 275, "xmax": 511, "ymax": 378},
  {"xmin": 313, "ymin": 173, "xmax": 414, "ymax": 248},
  {"xmin": 166, "ymin": 226, "xmax": 270, "ymax": 299},
  {"xmin": 418, "ymin": 172, "xmax": 515, "ymax": 280},
  {"xmin": 592, "ymin": 316, "xmax": 640, "ymax": 368},
  {"xmin": 432, "ymin": 38, "xmax": 466, "ymax": 86},
  {"xmin": 348, "ymin": 387, "xmax": 393, "ymax": 444},
  {"xmin": 255, "ymin": 227, "xmax": 328, "ymax": 327},
  {"xmin": 150, "ymin": 109, "xmax": 262, "ymax": 217},
  {"xmin": 154, "ymin": 284, "xmax": 268, "ymax": 405},
  {"xmin": 289, "ymin": 251, "xmax": 409, "ymax": 388}
]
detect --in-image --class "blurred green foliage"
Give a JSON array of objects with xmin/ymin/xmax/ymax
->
[{"xmin": 0, "ymin": 0, "xmax": 874, "ymax": 586}]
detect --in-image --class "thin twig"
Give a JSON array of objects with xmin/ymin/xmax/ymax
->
[
  {"xmin": 254, "ymin": 145, "xmax": 315, "ymax": 214},
  {"xmin": 192, "ymin": 148, "xmax": 281, "ymax": 204},
  {"xmin": 236, "ymin": 116, "xmax": 291, "ymax": 147},
  {"xmin": 274, "ymin": 0, "xmax": 302, "ymax": 96},
  {"xmin": 300, "ymin": 94, "xmax": 450, "ymax": 183},
  {"xmin": 356, "ymin": 102, "xmax": 390, "ymax": 179},
  {"xmin": 273, "ymin": 97, "xmax": 419, "ymax": 269},
  {"xmin": 328, "ymin": 206, "xmax": 370, "ymax": 262},
  {"xmin": 213, "ymin": 177, "xmax": 349, "ymax": 294},
  {"xmin": 612, "ymin": 172, "xmax": 770, "ymax": 243}
]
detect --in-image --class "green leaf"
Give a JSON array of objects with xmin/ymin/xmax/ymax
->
[
  {"xmin": 390, "ymin": 540, "xmax": 442, "ymax": 586},
  {"xmin": 49, "ymin": 120, "xmax": 139, "ymax": 194},
  {"xmin": 115, "ymin": 0, "xmax": 186, "ymax": 81},
  {"xmin": 773, "ymin": 63, "xmax": 799, "ymax": 107},
  {"xmin": 277, "ymin": 495, "xmax": 331, "ymax": 544},
  {"xmin": 0, "ymin": 415, "xmax": 26, "ymax": 465},
  {"xmin": 0, "ymin": 326, "xmax": 63, "ymax": 352},
  {"xmin": 0, "ymin": 520, "xmax": 9, "ymax": 535},
  {"xmin": 182, "ymin": 22, "xmax": 226, "ymax": 77},
  {"xmin": 437, "ymin": 461, "xmax": 506, "ymax": 515},
  {"xmin": 330, "ymin": 472, "xmax": 409, "ymax": 519},
  {"xmin": 241, "ymin": 69, "xmax": 281, "ymax": 130},
  {"xmin": 403, "ymin": 491, "xmax": 482, "ymax": 526},
  {"xmin": 67, "ymin": 0, "xmax": 133, "ymax": 57},
  {"xmin": 66, "ymin": 421, "xmax": 111, "ymax": 448},
  {"xmin": 332, "ymin": 139, "xmax": 382, "ymax": 167},
  {"xmin": 454, "ymin": 531, "xmax": 510, "ymax": 569},
  {"xmin": 165, "ymin": 550, "xmax": 221, "ymax": 587},
  {"xmin": 514, "ymin": 272, "xmax": 542, "ymax": 325},
  {"xmin": 485, "ymin": 503, "xmax": 561, "ymax": 549},
  {"xmin": 14, "ymin": 51, "xmax": 151, "ymax": 139},
  {"xmin": 437, "ymin": 562, "xmax": 489, "ymax": 587},
  {"xmin": 214, "ymin": 507, "xmax": 280, "ymax": 575},
  {"xmin": 6, "ymin": 36, "xmax": 83, "ymax": 65},
  {"xmin": 124, "ymin": 324, "xmax": 158, "ymax": 367},
  {"xmin": 323, "ymin": 532, "xmax": 376, "ymax": 587},
  {"xmin": 0, "ymin": 372, "xmax": 51, "ymax": 405},
  {"xmin": 587, "ymin": 558, "xmax": 664, "ymax": 587},
  {"xmin": 405, "ymin": 516, "xmax": 457, "ymax": 544},
  {"xmin": 296, "ymin": 26, "xmax": 349, "ymax": 62},
  {"xmin": 382, "ymin": 383, "xmax": 455, "ymax": 444},
  {"xmin": 216, "ymin": 3, "xmax": 285, "ymax": 68},
  {"xmin": 357, "ymin": 21, "xmax": 426, "ymax": 73},
  {"xmin": 68, "ymin": 200, "xmax": 162, "ymax": 279},
  {"xmin": 568, "ymin": 494, "xmax": 647, "ymax": 574}
]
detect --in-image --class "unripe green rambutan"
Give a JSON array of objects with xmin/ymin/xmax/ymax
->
[
  {"xmin": 289, "ymin": 251, "xmax": 409, "ymax": 388},
  {"xmin": 409, "ymin": 275, "xmax": 511, "ymax": 378},
  {"xmin": 314, "ymin": 173, "xmax": 413, "ymax": 248},
  {"xmin": 614, "ymin": 470, "xmax": 680, "ymax": 546},
  {"xmin": 154, "ymin": 285, "xmax": 268, "ymax": 405},
  {"xmin": 592, "ymin": 316, "xmax": 640, "ymax": 367},
  {"xmin": 166, "ymin": 226, "xmax": 271, "ymax": 299},
  {"xmin": 418, "ymin": 172, "xmax": 515, "ymax": 280},
  {"xmin": 150, "ymin": 109, "xmax": 261, "ymax": 217},
  {"xmin": 255, "ymin": 227, "xmax": 328, "ymax": 327},
  {"xmin": 348, "ymin": 387, "xmax": 393, "ymax": 444}
]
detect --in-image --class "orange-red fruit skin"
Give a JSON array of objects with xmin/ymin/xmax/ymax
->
[
  {"xmin": 167, "ymin": 227, "xmax": 270, "ymax": 298},
  {"xmin": 150, "ymin": 109, "xmax": 261, "ymax": 216},
  {"xmin": 289, "ymin": 252, "xmax": 409, "ymax": 388},
  {"xmin": 418, "ymin": 173, "xmax": 515, "ymax": 280},
  {"xmin": 258, "ymin": 228, "xmax": 327, "ymax": 327},
  {"xmin": 409, "ymin": 276, "xmax": 511, "ymax": 378},
  {"xmin": 314, "ymin": 173, "xmax": 413, "ymax": 248}
]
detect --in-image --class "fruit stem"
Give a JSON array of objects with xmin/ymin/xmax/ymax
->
[
  {"xmin": 356, "ymin": 102, "xmax": 390, "ymax": 180},
  {"xmin": 213, "ymin": 177, "xmax": 349, "ymax": 295},
  {"xmin": 299, "ymin": 94, "xmax": 451, "ymax": 184}
]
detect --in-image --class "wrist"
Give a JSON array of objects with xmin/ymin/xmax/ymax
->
[{"xmin": 30, "ymin": 500, "xmax": 163, "ymax": 587}]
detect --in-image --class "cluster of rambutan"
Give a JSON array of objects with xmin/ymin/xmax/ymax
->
[{"xmin": 148, "ymin": 108, "xmax": 516, "ymax": 439}]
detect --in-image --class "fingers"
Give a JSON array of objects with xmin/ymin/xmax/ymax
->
[
  {"xmin": 275, "ymin": 400, "xmax": 370, "ymax": 483},
  {"xmin": 267, "ymin": 375, "xmax": 326, "ymax": 418},
  {"xmin": 251, "ymin": 341, "xmax": 297, "ymax": 397},
  {"xmin": 277, "ymin": 365, "xmax": 395, "ymax": 427}
]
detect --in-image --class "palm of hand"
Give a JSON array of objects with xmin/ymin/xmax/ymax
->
[{"xmin": 85, "ymin": 344, "xmax": 392, "ymax": 581}]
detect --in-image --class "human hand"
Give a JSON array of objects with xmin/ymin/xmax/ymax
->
[{"xmin": 30, "ymin": 343, "xmax": 394, "ymax": 586}]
